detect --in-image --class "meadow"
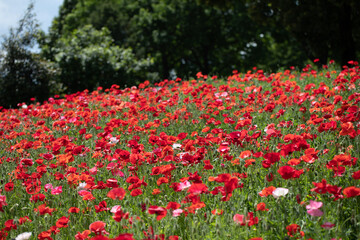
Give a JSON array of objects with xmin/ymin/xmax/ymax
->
[{"xmin": 0, "ymin": 61, "xmax": 359, "ymax": 240}]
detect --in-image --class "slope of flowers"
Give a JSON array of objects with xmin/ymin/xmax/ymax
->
[{"xmin": 0, "ymin": 62, "xmax": 359, "ymax": 240}]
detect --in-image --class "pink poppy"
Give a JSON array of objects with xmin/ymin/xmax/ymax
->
[
  {"xmin": 306, "ymin": 200, "xmax": 323, "ymax": 217},
  {"xmin": 51, "ymin": 186, "xmax": 63, "ymax": 195}
]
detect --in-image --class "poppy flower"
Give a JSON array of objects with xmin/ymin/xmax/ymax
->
[
  {"xmin": 95, "ymin": 201, "xmax": 110, "ymax": 213},
  {"xmin": 14, "ymin": 232, "xmax": 32, "ymax": 240},
  {"xmin": 258, "ymin": 186, "xmax": 276, "ymax": 197},
  {"xmin": 272, "ymin": 187, "xmax": 289, "ymax": 198},
  {"xmin": 89, "ymin": 221, "xmax": 108, "ymax": 235},
  {"xmin": 107, "ymin": 188, "xmax": 126, "ymax": 200},
  {"xmin": 51, "ymin": 186, "xmax": 63, "ymax": 195},
  {"xmin": 166, "ymin": 202, "xmax": 181, "ymax": 210},
  {"xmin": 233, "ymin": 212, "xmax": 258, "ymax": 226},
  {"xmin": 152, "ymin": 188, "xmax": 161, "ymax": 195},
  {"xmin": 278, "ymin": 166, "xmax": 304, "ymax": 179},
  {"xmin": 233, "ymin": 214, "xmax": 245, "ymax": 226},
  {"xmin": 286, "ymin": 224, "xmax": 304, "ymax": 237},
  {"xmin": 4, "ymin": 219, "xmax": 17, "ymax": 231},
  {"xmin": 4, "ymin": 182, "xmax": 14, "ymax": 192},
  {"xmin": 34, "ymin": 203, "xmax": 55, "ymax": 216},
  {"xmin": 321, "ymin": 222, "xmax": 335, "ymax": 229},
  {"xmin": 130, "ymin": 188, "xmax": 143, "ymax": 196},
  {"xmin": 352, "ymin": 170, "xmax": 360, "ymax": 180},
  {"xmin": 148, "ymin": 206, "xmax": 167, "ymax": 220},
  {"xmin": 37, "ymin": 230, "xmax": 52, "ymax": 240},
  {"xmin": 277, "ymin": 166, "xmax": 295, "ymax": 179},
  {"xmin": 256, "ymin": 202, "xmax": 269, "ymax": 211},
  {"xmin": 188, "ymin": 183, "xmax": 208, "ymax": 195},
  {"xmin": 172, "ymin": 209, "xmax": 183, "ymax": 217},
  {"xmin": 89, "ymin": 236, "xmax": 110, "ymax": 240},
  {"xmin": 68, "ymin": 207, "xmax": 80, "ymax": 213},
  {"xmin": 343, "ymin": 186, "xmax": 360, "ymax": 198},
  {"xmin": 56, "ymin": 216, "xmax": 69, "ymax": 228},
  {"xmin": 112, "ymin": 233, "xmax": 135, "ymax": 240},
  {"xmin": 168, "ymin": 236, "xmax": 179, "ymax": 240},
  {"xmin": 18, "ymin": 216, "xmax": 32, "ymax": 225},
  {"xmin": 306, "ymin": 200, "xmax": 323, "ymax": 217}
]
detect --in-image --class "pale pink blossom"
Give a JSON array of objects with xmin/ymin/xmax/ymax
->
[
  {"xmin": 306, "ymin": 200, "xmax": 323, "ymax": 217},
  {"xmin": 172, "ymin": 209, "xmax": 183, "ymax": 217},
  {"xmin": 110, "ymin": 205, "xmax": 122, "ymax": 213},
  {"xmin": 307, "ymin": 209, "xmax": 323, "ymax": 217},
  {"xmin": 178, "ymin": 180, "xmax": 191, "ymax": 191},
  {"xmin": 306, "ymin": 200, "xmax": 323, "ymax": 210},
  {"xmin": 44, "ymin": 183, "xmax": 53, "ymax": 191}
]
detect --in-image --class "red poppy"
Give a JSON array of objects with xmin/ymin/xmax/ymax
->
[
  {"xmin": 130, "ymin": 188, "xmax": 143, "ymax": 197},
  {"xmin": 89, "ymin": 221, "xmax": 107, "ymax": 235},
  {"xmin": 286, "ymin": 224, "xmax": 304, "ymax": 237},
  {"xmin": 4, "ymin": 219, "xmax": 17, "ymax": 231},
  {"xmin": 168, "ymin": 236, "xmax": 179, "ymax": 240},
  {"xmin": 166, "ymin": 202, "xmax": 181, "ymax": 210},
  {"xmin": 68, "ymin": 207, "xmax": 80, "ymax": 213},
  {"xmin": 107, "ymin": 188, "xmax": 126, "ymax": 200},
  {"xmin": 34, "ymin": 203, "xmax": 55, "ymax": 216},
  {"xmin": 188, "ymin": 183, "xmax": 208, "ymax": 195},
  {"xmin": 112, "ymin": 233, "xmax": 135, "ymax": 240},
  {"xmin": 352, "ymin": 170, "xmax": 360, "ymax": 180},
  {"xmin": 75, "ymin": 230, "xmax": 91, "ymax": 240},
  {"xmin": 56, "ymin": 216, "xmax": 69, "ymax": 228},
  {"xmin": 256, "ymin": 202, "xmax": 269, "ymax": 211},
  {"xmin": 156, "ymin": 177, "xmax": 169, "ymax": 186},
  {"xmin": 18, "ymin": 216, "xmax": 32, "ymax": 225},
  {"xmin": 89, "ymin": 236, "xmax": 109, "ymax": 240},
  {"xmin": 339, "ymin": 122, "xmax": 356, "ymax": 137},
  {"xmin": 259, "ymin": 186, "xmax": 276, "ymax": 197},
  {"xmin": 278, "ymin": 166, "xmax": 304, "ymax": 179},
  {"xmin": 95, "ymin": 201, "xmax": 110, "ymax": 213},
  {"xmin": 4, "ymin": 182, "xmax": 14, "ymax": 192},
  {"xmin": 26, "ymin": 181, "xmax": 41, "ymax": 195},
  {"xmin": 148, "ymin": 206, "xmax": 167, "ymax": 220},
  {"xmin": 38, "ymin": 230, "xmax": 52, "ymax": 240},
  {"xmin": 343, "ymin": 186, "xmax": 360, "ymax": 198}
]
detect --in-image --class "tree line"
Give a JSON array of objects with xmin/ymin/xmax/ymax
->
[{"xmin": 0, "ymin": 0, "xmax": 359, "ymax": 108}]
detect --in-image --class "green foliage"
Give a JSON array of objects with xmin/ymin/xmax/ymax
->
[
  {"xmin": 49, "ymin": 25, "xmax": 154, "ymax": 92},
  {"xmin": 244, "ymin": 0, "xmax": 360, "ymax": 65},
  {"xmin": 42, "ymin": 0, "xmax": 309, "ymax": 80},
  {"xmin": 0, "ymin": 3, "xmax": 55, "ymax": 108}
]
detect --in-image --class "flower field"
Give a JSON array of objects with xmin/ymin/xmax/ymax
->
[{"xmin": 0, "ymin": 61, "xmax": 359, "ymax": 240}]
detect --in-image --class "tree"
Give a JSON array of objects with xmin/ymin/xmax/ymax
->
[
  {"xmin": 0, "ymin": 2, "xmax": 54, "ymax": 109},
  {"xmin": 50, "ymin": 25, "xmax": 153, "ymax": 92},
  {"xmin": 244, "ymin": 0, "xmax": 360, "ymax": 66},
  {"xmin": 43, "ymin": 0, "xmax": 285, "ymax": 80}
]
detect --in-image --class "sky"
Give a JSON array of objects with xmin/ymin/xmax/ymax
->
[{"xmin": 0, "ymin": 0, "xmax": 63, "ymax": 39}]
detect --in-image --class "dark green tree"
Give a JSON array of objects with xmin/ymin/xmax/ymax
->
[
  {"xmin": 244, "ymin": 0, "xmax": 360, "ymax": 65},
  {"xmin": 50, "ymin": 25, "xmax": 153, "ymax": 92},
  {"xmin": 43, "ymin": 0, "xmax": 286, "ymax": 79},
  {"xmin": 0, "ymin": 3, "xmax": 54, "ymax": 109}
]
